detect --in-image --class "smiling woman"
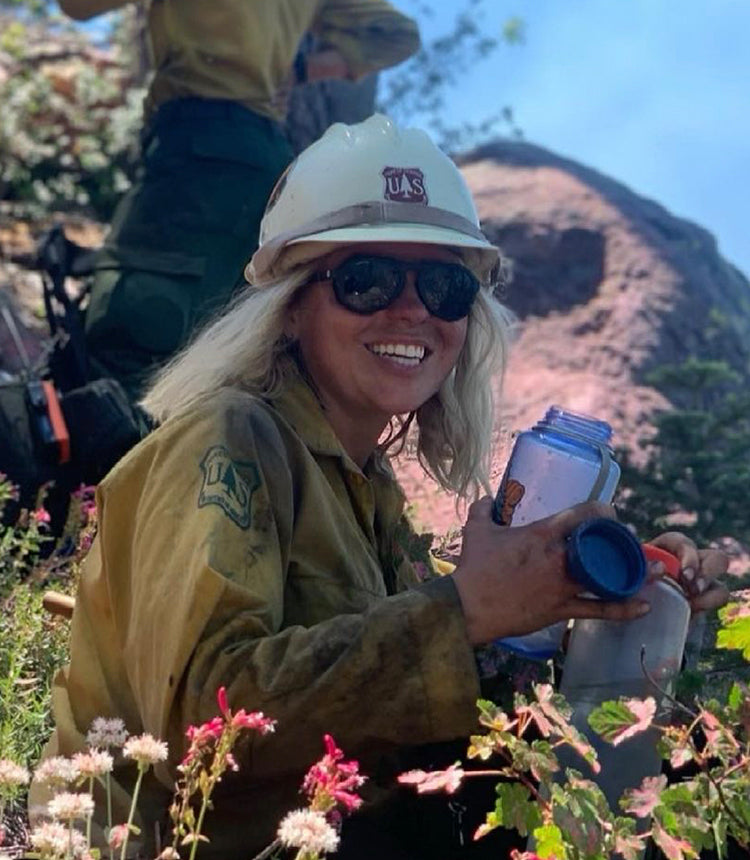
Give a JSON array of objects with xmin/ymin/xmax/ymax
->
[{"xmin": 33, "ymin": 114, "xmax": 729, "ymax": 860}]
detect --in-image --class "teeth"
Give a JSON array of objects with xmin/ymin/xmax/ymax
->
[{"xmin": 369, "ymin": 343, "xmax": 426, "ymax": 360}]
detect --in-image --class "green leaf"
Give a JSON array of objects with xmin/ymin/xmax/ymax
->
[
  {"xmin": 711, "ymin": 814, "xmax": 728, "ymax": 860},
  {"xmin": 493, "ymin": 782, "xmax": 542, "ymax": 837},
  {"xmin": 727, "ymin": 682, "xmax": 744, "ymax": 709},
  {"xmin": 651, "ymin": 820, "xmax": 699, "ymax": 860},
  {"xmin": 587, "ymin": 698, "xmax": 655, "ymax": 745},
  {"xmin": 532, "ymin": 823, "xmax": 567, "ymax": 859},
  {"xmin": 520, "ymin": 739, "xmax": 559, "ymax": 783},
  {"xmin": 716, "ymin": 612, "xmax": 750, "ymax": 660},
  {"xmin": 612, "ymin": 817, "xmax": 645, "ymax": 860}
]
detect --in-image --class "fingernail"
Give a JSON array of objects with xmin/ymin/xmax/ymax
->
[
  {"xmin": 637, "ymin": 602, "xmax": 650, "ymax": 616},
  {"xmin": 649, "ymin": 560, "xmax": 665, "ymax": 576},
  {"xmin": 696, "ymin": 577, "xmax": 707, "ymax": 593},
  {"xmin": 683, "ymin": 567, "xmax": 695, "ymax": 583}
]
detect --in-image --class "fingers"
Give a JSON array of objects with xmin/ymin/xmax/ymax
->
[
  {"xmin": 648, "ymin": 533, "xmax": 730, "ymax": 610},
  {"xmin": 689, "ymin": 579, "xmax": 730, "ymax": 613}
]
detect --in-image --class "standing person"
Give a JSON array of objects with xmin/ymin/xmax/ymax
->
[
  {"xmin": 34, "ymin": 115, "xmax": 730, "ymax": 859},
  {"xmin": 57, "ymin": 0, "xmax": 420, "ymax": 401}
]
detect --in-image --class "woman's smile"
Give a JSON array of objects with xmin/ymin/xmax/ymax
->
[{"xmin": 287, "ymin": 242, "xmax": 468, "ymax": 465}]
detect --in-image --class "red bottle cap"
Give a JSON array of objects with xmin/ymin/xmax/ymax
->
[{"xmin": 641, "ymin": 543, "xmax": 681, "ymax": 581}]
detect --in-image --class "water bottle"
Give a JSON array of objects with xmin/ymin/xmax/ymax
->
[
  {"xmin": 493, "ymin": 406, "xmax": 621, "ymax": 659},
  {"xmin": 558, "ymin": 543, "xmax": 690, "ymax": 810}
]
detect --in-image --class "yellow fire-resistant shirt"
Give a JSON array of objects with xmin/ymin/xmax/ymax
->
[
  {"xmin": 58, "ymin": 0, "xmax": 421, "ymax": 121},
  {"xmin": 36, "ymin": 363, "xmax": 480, "ymax": 858}
]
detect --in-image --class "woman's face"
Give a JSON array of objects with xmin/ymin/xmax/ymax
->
[{"xmin": 287, "ymin": 242, "xmax": 470, "ymax": 463}]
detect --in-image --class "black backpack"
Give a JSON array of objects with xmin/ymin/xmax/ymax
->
[{"xmin": 0, "ymin": 226, "xmax": 147, "ymax": 518}]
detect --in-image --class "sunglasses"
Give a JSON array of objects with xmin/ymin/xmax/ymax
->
[{"xmin": 309, "ymin": 254, "xmax": 480, "ymax": 322}]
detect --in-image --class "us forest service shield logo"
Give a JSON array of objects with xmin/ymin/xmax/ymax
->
[
  {"xmin": 198, "ymin": 446, "xmax": 260, "ymax": 529},
  {"xmin": 382, "ymin": 166, "xmax": 428, "ymax": 204}
]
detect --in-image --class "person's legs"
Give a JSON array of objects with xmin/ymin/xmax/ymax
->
[{"xmin": 84, "ymin": 99, "xmax": 293, "ymax": 401}]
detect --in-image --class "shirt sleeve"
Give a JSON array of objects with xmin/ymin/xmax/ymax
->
[
  {"xmin": 313, "ymin": 0, "xmax": 421, "ymax": 80},
  {"xmin": 94, "ymin": 397, "xmax": 479, "ymax": 786}
]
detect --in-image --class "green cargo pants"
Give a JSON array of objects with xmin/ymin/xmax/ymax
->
[{"xmin": 85, "ymin": 98, "xmax": 293, "ymax": 402}]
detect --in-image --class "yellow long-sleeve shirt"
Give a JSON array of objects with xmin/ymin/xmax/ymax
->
[
  {"xmin": 58, "ymin": 0, "xmax": 420, "ymax": 121},
  {"xmin": 33, "ymin": 364, "xmax": 479, "ymax": 858}
]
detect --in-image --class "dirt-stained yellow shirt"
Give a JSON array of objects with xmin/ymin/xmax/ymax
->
[
  {"xmin": 36, "ymin": 365, "xmax": 479, "ymax": 858},
  {"xmin": 58, "ymin": 0, "xmax": 420, "ymax": 121}
]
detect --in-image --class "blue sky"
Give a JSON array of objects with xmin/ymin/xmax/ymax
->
[{"xmin": 390, "ymin": 0, "xmax": 749, "ymax": 276}]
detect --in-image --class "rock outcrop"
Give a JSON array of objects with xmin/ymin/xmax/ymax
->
[{"xmin": 394, "ymin": 140, "xmax": 750, "ymax": 534}]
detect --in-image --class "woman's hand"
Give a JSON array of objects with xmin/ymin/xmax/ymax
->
[
  {"xmin": 646, "ymin": 531, "xmax": 730, "ymax": 614},
  {"xmin": 451, "ymin": 497, "xmax": 651, "ymax": 646}
]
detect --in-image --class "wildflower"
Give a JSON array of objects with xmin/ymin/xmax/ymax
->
[
  {"xmin": 215, "ymin": 686, "xmax": 275, "ymax": 734},
  {"xmin": 277, "ymin": 808, "xmax": 340, "ymax": 855},
  {"xmin": 47, "ymin": 791, "xmax": 95, "ymax": 822},
  {"xmin": 184, "ymin": 716, "xmax": 223, "ymax": 749},
  {"xmin": 0, "ymin": 759, "xmax": 30, "ymax": 788},
  {"xmin": 86, "ymin": 716, "xmax": 128, "ymax": 750},
  {"xmin": 72, "ymin": 749, "xmax": 114, "ymax": 779},
  {"xmin": 31, "ymin": 507, "xmax": 51, "ymax": 526},
  {"xmin": 107, "ymin": 823, "xmax": 130, "ymax": 850},
  {"xmin": 303, "ymin": 735, "xmax": 365, "ymax": 814},
  {"xmin": 123, "ymin": 734, "xmax": 168, "ymax": 767},
  {"xmin": 158, "ymin": 848, "xmax": 181, "ymax": 859},
  {"xmin": 34, "ymin": 757, "xmax": 79, "ymax": 789},
  {"xmin": 231, "ymin": 709, "xmax": 276, "ymax": 734},
  {"xmin": 31, "ymin": 820, "xmax": 87, "ymax": 858},
  {"xmin": 73, "ymin": 485, "xmax": 97, "ymax": 520}
]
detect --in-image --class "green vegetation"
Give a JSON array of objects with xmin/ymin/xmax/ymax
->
[{"xmin": 616, "ymin": 357, "xmax": 750, "ymax": 546}]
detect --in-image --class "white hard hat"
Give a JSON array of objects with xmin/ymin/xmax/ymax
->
[{"xmin": 247, "ymin": 114, "xmax": 500, "ymax": 286}]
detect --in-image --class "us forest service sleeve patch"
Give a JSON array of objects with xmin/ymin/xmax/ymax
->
[{"xmin": 198, "ymin": 445, "xmax": 261, "ymax": 529}]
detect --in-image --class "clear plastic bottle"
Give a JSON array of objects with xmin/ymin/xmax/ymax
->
[
  {"xmin": 557, "ymin": 545, "xmax": 690, "ymax": 810},
  {"xmin": 493, "ymin": 406, "xmax": 621, "ymax": 659}
]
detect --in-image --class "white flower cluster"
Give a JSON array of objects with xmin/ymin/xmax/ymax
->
[
  {"xmin": 72, "ymin": 749, "xmax": 114, "ymax": 779},
  {"xmin": 123, "ymin": 734, "xmax": 168, "ymax": 767},
  {"xmin": 30, "ymin": 821, "xmax": 88, "ymax": 860},
  {"xmin": 0, "ymin": 758, "xmax": 30, "ymax": 788},
  {"xmin": 86, "ymin": 716, "xmax": 129, "ymax": 750},
  {"xmin": 277, "ymin": 809, "xmax": 339, "ymax": 856},
  {"xmin": 47, "ymin": 791, "xmax": 95, "ymax": 822},
  {"xmin": 33, "ymin": 756, "xmax": 79, "ymax": 789}
]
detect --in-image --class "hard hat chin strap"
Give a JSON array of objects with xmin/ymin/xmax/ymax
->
[{"xmin": 252, "ymin": 200, "xmax": 490, "ymax": 283}]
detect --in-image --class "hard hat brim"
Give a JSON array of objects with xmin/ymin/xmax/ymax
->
[
  {"xmin": 290, "ymin": 222, "xmax": 497, "ymax": 253},
  {"xmin": 249, "ymin": 223, "xmax": 500, "ymax": 286}
]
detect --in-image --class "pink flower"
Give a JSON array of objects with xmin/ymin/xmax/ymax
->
[
  {"xmin": 216, "ymin": 686, "xmax": 229, "ymax": 716},
  {"xmin": 185, "ymin": 716, "xmax": 224, "ymax": 748},
  {"xmin": 213, "ymin": 687, "xmax": 276, "ymax": 734},
  {"xmin": 31, "ymin": 507, "xmax": 51, "ymax": 525},
  {"xmin": 303, "ymin": 734, "xmax": 366, "ymax": 814},
  {"xmin": 108, "ymin": 824, "xmax": 130, "ymax": 850},
  {"xmin": 231, "ymin": 709, "xmax": 276, "ymax": 734}
]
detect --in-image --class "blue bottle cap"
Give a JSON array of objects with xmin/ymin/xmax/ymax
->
[{"xmin": 566, "ymin": 518, "xmax": 646, "ymax": 600}]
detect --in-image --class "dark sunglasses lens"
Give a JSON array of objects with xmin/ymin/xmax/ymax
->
[
  {"xmin": 331, "ymin": 257, "xmax": 403, "ymax": 313},
  {"xmin": 418, "ymin": 263, "xmax": 479, "ymax": 321}
]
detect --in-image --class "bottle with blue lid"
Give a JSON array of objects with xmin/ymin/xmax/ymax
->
[{"xmin": 492, "ymin": 406, "xmax": 622, "ymax": 659}]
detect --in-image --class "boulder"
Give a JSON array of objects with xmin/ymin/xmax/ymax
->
[{"xmin": 394, "ymin": 139, "xmax": 750, "ymax": 534}]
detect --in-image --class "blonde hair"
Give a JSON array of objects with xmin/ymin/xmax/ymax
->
[{"xmin": 142, "ymin": 266, "xmax": 514, "ymax": 501}]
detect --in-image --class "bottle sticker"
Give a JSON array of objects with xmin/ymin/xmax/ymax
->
[{"xmin": 493, "ymin": 477, "xmax": 525, "ymax": 525}]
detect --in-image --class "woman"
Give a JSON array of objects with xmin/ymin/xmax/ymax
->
[{"xmin": 39, "ymin": 115, "xmax": 729, "ymax": 858}]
